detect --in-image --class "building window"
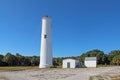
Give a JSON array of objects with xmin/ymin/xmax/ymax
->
[{"xmin": 44, "ymin": 34, "xmax": 47, "ymax": 39}]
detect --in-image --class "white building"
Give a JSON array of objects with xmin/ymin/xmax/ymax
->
[
  {"xmin": 62, "ymin": 59, "xmax": 82, "ymax": 68},
  {"xmin": 39, "ymin": 16, "xmax": 53, "ymax": 68},
  {"xmin": 84, "ymin": 57, "xmax": 97, "ymax": 68}
]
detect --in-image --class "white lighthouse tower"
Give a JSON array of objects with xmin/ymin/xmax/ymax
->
[{"xmin": 39, "ymin": 16, "xmax": 53, "ymax": 68}]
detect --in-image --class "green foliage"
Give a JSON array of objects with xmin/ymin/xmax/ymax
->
[
  {"xmin": 3, "ymin": 53, "xmax": 17, "ymax": 66},
  {"xmin": 0, "ymin": 53, "xmax": 40, "ymax": 66},
  {"xmin": 0, "ymin": 49, "xmax": 120, "ymax": 66},
  {"xmin": 80, "ymin": 49, "xmax": 106, "ymax": 64},
  {"xmin": 112, "ymin": 55, "xmax": 120, "ymax": 65},
  {"xmin": 15, "ymin": 53, "xmax": 24, "ymax": 66},
  {"xmin": 0, "ymin": 54, "xmax": 4, "ymax": 62},
  {"xmin": 108, "ymin": 50, "xmax": 120, "ymax": 65},
  {"xmin": 0, "ymin": 54, "xmax": 4, "ymax": 66},
  {"xmin": 109, "ymin": 50, "xmax": 120, "ymax": 56},
  {"xmin": 31, "ymin": 56, "xmax": 39, "ymax": 66}
]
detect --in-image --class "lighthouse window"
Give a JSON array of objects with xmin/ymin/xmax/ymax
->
[{"xmin": 44, "ymin": 34, "xmax": 47, "ymax": 39}]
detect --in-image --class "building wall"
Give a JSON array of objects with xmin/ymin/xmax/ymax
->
[
  {"xmin": 62, "ymin": 59, "xmax": 76, "ymax": 68},
  {"xmin": 85, "ymin": 60, "xmax": 96, "ymax": 67}
]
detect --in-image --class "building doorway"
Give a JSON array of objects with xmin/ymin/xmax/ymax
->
[{"xmin": 67, "ymin": 62, "xmax": 70, "ymax": 68}]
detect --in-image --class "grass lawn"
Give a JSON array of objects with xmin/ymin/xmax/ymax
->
[
  {"xmin": 0, "ymin": 77, "xmax": 8, "ymax": 80},
  {"xmin": 0, "ymin": 66, "xmax": 38, "ymax": 71}
]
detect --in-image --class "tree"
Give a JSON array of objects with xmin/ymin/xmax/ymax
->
[
  {"xmin": 31, "ymin": 56, "xmax": 39, "ymax": 66},
  {"xmin": 80, "ymin": 49, "xmax": 105, "ymax": 64},
  {"xmin": 0, "ymin": 54, "xmax": 4, "ymax": 66},
  {"xmin": 109, "ymin": 50, "xmax": 120, "ymax": 56},
  {"xmin": 108, "ymin": 50, "xmax": 120, "ymax": 64},
  {"xmin": 53, "ymin": 60, "xmax": 57, "ymax": 67},
  {"xmin": 0, "ymin": 54, "xmax": 4, "ymax": 62},
  {"xmin": 112, "ymin": 55, "xmax": 120, "ymax": 66},
  {"xmin": 3, "ymin": 53, "xmax": 17, "ymax": 66},
  {"xmin": 15, "ymin": 53, "xmax": 24, "ymax": 66},
  {"xmin": 101, "ymin": 54, "xmax": 109, "ymax": 65},
  {"xmin": 23, "ymin": 57, "xmax": 31, "ymax": 66}
]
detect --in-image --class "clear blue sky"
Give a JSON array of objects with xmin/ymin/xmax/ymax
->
[{"xmin": 0, "ymin": 0, "xmax": 120, "ymax": 57}]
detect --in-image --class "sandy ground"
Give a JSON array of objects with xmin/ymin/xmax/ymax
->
[{"xmin": 0, "ymin": 66, "xmax": 120, "ymax": 80}]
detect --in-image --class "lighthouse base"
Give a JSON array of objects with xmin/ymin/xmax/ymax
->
[{"xmin": 39, "ymin": 64, "xmax": 52, "ymax": 68}]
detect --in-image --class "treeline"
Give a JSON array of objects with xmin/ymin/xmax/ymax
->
[
  {"xmin": 0, "ymin": 49, "xmax": 120, "ymax": 66},
  {"xmin": 53, "ymin": 49, "xmax": 120, "ymax": 67},
  {"xmin": 0, "ymin": 53, "xmax": 39, "ymax": 66}
]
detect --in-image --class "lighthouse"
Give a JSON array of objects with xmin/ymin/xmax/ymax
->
[{"xmin": 39, "ymin": 16, "xmax": 53, "ymax": 68}]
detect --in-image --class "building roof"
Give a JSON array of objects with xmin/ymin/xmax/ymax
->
[
  {"xmin": 63, "ymin": 58, "xmax": 76, "ymax": 61},
  {"xmin": 85, "ymin": 57, "xmax": 97, "ymax": 61}
]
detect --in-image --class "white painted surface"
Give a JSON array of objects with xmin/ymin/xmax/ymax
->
[
  {"xmin": 84, "ymin": 57, "xmax": 97, "ymax": 67},
  {"xmin": 63, "ymin": 59, "xmax": 76, "ymax": 68},
  {"xmin": 63, "ymin": 59, "xmax": 82, "ymax": 68},
  {"xmin": 39, "ymin": 16, "xmax": 52, "ymax": 68}
]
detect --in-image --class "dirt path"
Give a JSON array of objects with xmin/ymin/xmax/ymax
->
[{"xmin": 0, "ymin": 66, "xmax": 119, "ymax": 80}]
